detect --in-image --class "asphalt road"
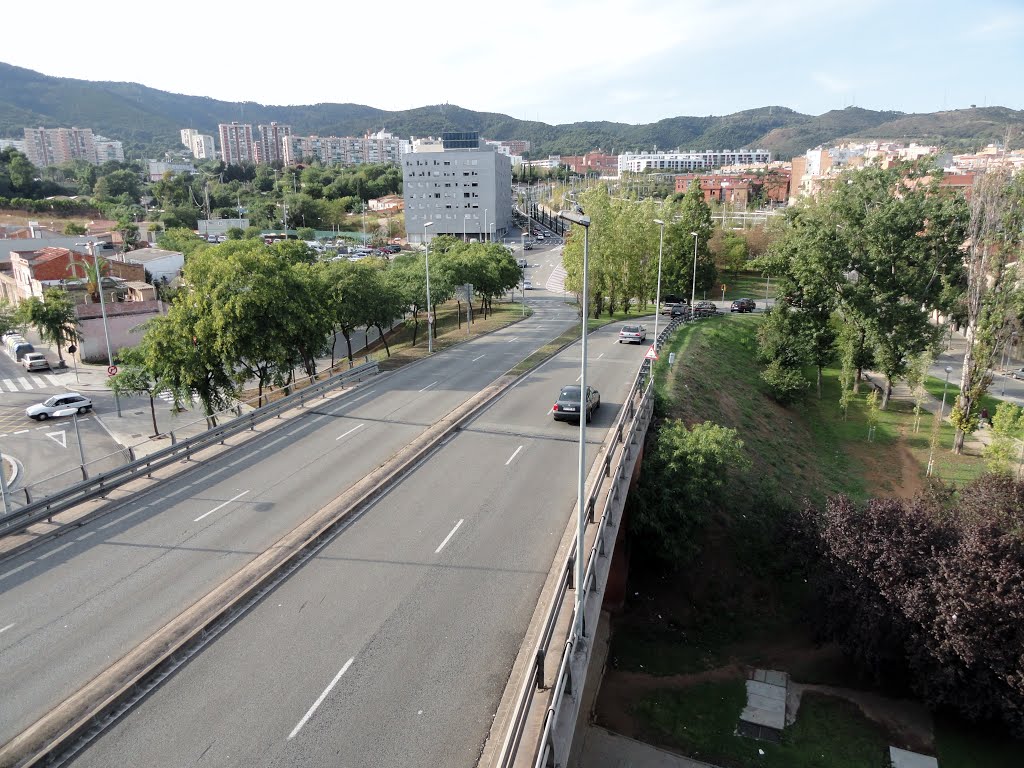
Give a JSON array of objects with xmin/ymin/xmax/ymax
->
[
  {"xmin": 0, "ymin": 355, "xmax": 123, "ymax": 499},
  {"xmin": 68, "ymin": 322, "xmax": 650, "ymax": 768},
  {"xmin": 0, "ymin": 292, "xmax": 581, "ymax": 747}
]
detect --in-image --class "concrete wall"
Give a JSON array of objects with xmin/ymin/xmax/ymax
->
[{"xmin": 77, "ymin": 301, "xmax": 164, "ymax": 363}]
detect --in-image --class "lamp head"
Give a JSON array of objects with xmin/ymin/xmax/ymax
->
[{"xmin": 653, "ymin": 219, "xmax": 664, "ymax": 225}]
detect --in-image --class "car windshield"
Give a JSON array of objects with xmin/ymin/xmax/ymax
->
[
  {"xmin": 622, "ymin": 326, "xmax": 639, "ymax": 332},
  {"xmin": 43, "ymin": 396, "xmax": 60, "ymax": 406},
  {"xmin": 559, "ymin": 386, "xmax": 582, "ymax": 400}
]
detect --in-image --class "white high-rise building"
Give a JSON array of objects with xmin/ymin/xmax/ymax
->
[{"xmin": 618, "ymin": 148, "xmax": 772, "ymax": 175}]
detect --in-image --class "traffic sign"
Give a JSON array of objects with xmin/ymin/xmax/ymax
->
[
  {"xmin": 645, "ymin": 346, "xmax": 658, "ymax": 360},
  {"xmin": 107, "ymin": 365, "xmax": 118, "ymax": 376}
]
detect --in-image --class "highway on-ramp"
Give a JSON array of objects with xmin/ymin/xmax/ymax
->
[
  {"xmin": 0, "ymin": 295, "xmax": 578, "ymax": 749},
  {"xmin": 66, "ymin": 324, "xmax": 651, "ymax": 767}
]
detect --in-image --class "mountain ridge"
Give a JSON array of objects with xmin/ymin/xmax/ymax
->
[{"xmin": 1, "ymin": 62, "xmax": 1020, "ymax": 160}]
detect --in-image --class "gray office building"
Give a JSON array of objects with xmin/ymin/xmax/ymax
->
[{"xmin": 403, "ymin": 132, "xmax": 512, "ymax": 244}]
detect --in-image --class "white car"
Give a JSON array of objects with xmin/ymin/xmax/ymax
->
[
  {"xmin": 26, "ymin": 393, "xmax": 93, "ymax": 420},
  {"xmin": 523, "ymin": 280, "xmax": 533, "ymax": 290},
  {"xmin": 618, "ymin": 324, "xmax": 647, "ymax": 344}
]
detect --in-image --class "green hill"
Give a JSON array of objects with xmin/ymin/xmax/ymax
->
[{"xmin": 1, "ymin": 62, "xmax": 1020, "ymax": 160}]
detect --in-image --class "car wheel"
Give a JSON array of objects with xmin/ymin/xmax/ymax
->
[
  {"xmin": 78, "ymin": 406, "xmax": 89, "ymax": 415},
  {"xmin": 37, "ymin": 412, "xmax": 49, "ymax": 421}
]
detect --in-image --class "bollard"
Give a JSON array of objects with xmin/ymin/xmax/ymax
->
[{"xmin": 534, "ymin": 648, "xmax": 546, "ymax": 689}]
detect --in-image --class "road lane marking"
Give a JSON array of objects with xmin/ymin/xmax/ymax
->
[
  {"xmin": 13, "ymin": 430, "xmax": 28, "ymax": 435},
  {"xmin": 45, "ymin": 374, "xmax": 61, "ymax": 386},
  {"xmin": 472, "ymin": 354, "xmax": 486, "ymax": 362},
  {"xmin": 37, "ymin": 542, "xmax": 74, "ymax": 560},
  {"xmin": 435, "ymin": 519, "xmax": 465, "ymax": 554},
  {"xmin": 419, "ymin": 381, "xmax": 438, "ymax": 392},
  {"xmin": 505, "ymin": 445, "xmax": 523, "ymax": 466},
  {"xmin": 598, "ymin": 353, "xmax": 605, "ymax": 359},
  {"xmin": 2, "ymin": 380, "xmax": 16, "ymax": 392},
  {"xmin": 17, "ymin": 378, "xmax": 33, "ymax": 390},
  {"xmin": 0, "ymin": 562, "xmax": 33, "ymax": 582},
  {"xmin": 194, "ymin": 490, "xmax": 250, "ymax": 523},
  {"xmin": 335, "ymin": 423, "xmax": 364, "ymax": 441},
  {"xmin": 288, "ymin": 658, "xmax": 355, "ymax": 740},
  {"xmin": 576, "ymin": 375, "xmax": 582, "ymax": 382},
  {"xmin": 507, "ymin": 337, "xmax": 519, "ymax": 343},
  {"xmin": 0, "ymin": 623, "xmax": 15, "ymax": 634}
]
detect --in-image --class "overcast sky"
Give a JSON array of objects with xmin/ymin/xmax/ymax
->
[{"xmin": 4, "ymin": 0, "xmax": 1022, "ymax": 126}]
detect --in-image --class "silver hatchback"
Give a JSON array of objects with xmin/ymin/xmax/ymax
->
[{"xmin": 26, "ymin": 393, "xmax": 93, "ymax": 420}]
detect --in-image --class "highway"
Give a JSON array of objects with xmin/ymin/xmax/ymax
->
[
  {"xmin": 0, "ymin": 261, "xmax": 576, "ymax": 748},
  {"xmin": 66, "ymin": 320, "xmax": 650, "ymax": 767}
]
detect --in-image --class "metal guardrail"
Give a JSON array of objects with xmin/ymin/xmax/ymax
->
[
  {"xmin": 494, "ymin": 317, "xmax": 682, "ymax": 768},
  {"xmin": 0, "ymin": 362, "xmax": 379, "ymax": 538}
]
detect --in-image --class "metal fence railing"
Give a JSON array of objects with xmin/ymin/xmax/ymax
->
[{"xmin": 0, "ymin": 362, "xmax": 379, "ymax": 537}]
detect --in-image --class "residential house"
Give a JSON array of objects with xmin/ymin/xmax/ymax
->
[{"xmin": 124, "ymin": 246, "xmax": 184, "ymax": 283}]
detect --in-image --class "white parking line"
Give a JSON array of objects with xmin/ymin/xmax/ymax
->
[
  {"xmin": 472, "ymin": 354, "xmax": 486, "ymax": 362},
  {"xmin": 335, "ymin": 423, "xmax": 364, "ymax": 441},
  {"xmin": 419, "ymin": 381, "xmax": 438, "ymax": 392},
  {"xmin": 505, "ymin": 445, "xmax": 523, "ymax": 466},
  {"xmin": 597, "ymin": 353, "xmax": 605, "ymax": 360},
  {"xmin": 288, "ymin": 658, "xmax": 355, "ymax": 740},
  {"xmin": 194, "ymin": 490, "xmax": 250, "ymax": 523},
  {"xmin": 434, "ymin": 519, "xmax": 465, "ymax": 554},
  {"xmin": 576, "ymin": 375, "xmax": 582, "ymax": 382}
]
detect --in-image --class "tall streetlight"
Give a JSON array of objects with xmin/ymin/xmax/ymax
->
[
  {"xmin": 77, "ymin": 242, "xmax": 121, "ymax": 417},
  {"xmin": 652, "ymin": 219, "xmax": 665, "ymax": 342},
  {"xmin": 423, "ymin": 222, "xmax": 434, "ymax": 354},
  {"xmin": 484, "ymin": 208, "xmax": 488, "ymax": 243},
  {"xmin": 940, "ymin": 365, "xmax": 953, "ymax": 419},
  {"xmin": 558, "ymin": 207, "xmax": 590, "ymax": 639},
  {"xmin": 689, "ymin": 231, "xmax": 699, "ymax": 312}
]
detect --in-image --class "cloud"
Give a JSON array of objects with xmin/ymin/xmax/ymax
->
[{"xmin": 812, "ymin": 72, "xmax": 855, "ymax": 94}]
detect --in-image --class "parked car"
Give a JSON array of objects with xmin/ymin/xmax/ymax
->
[
  {"xmin": 618, "ymin": 324, "xmax": 647, "ymax": 344},
  {"xmin": 523, "ymin": 279, "xmax": 533, "ymax": 290},
  {"xmin": 660, "ymin": 299, "xmax": 687, "ymax": 315},
  {"xmin": 22, "ymin": 352, "xmax": 49, "ymax": 371},
  {"xmin": 26, "ymin": 393, "xmax": 93, "ymax": 421},
  {"xmin": 517, "ymin": 257, "xmax": 528, "ymax": 268},
  {"xmin": 693, "ymin": 300, "xmax": 719, "ymax": 316},
  {"xmin": 730, "ymin": 298, "xmax": 756, "ymax": 313},
  {"xmin": 552, "ymin": 384, "xmax": 601, "ymax": 423}
]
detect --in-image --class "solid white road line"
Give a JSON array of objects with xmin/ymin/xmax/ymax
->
[
  {"xmin": 13, "ymin": 430, "xmax": 28, "ymax": 435},
  {"xmin": 2, "ymin": 380, "xmax": 16, "ymax": 392},
  {"xmin": 335, "ymin": 423, "xmax": 364, "ymax": 441},
  {"xmin": 0, "ymin": 562, "xmax": 34, "ymax": 582},
  {"xmin": 0, "ymin": 623, "xmax": 15, "ymax": 635},
  {"xmin": 419, "ymin": 381, "xmax": 438, "ymax": 392},
  {"xmin": 194, "ymin": 490, "xmax": 250, "ymax": 523},
  {"xmin": 472, "ymin": 354, "xmax": 486, "ymax": 362},
  {"xmin": 507, "ymin": 337, "xmax": 519, "ymax": 343},
  {"xmin": 288, "ymin": 657, "xmax": 355, "ymax": 740},
  {"xmin": 434, "ymin": 519, "xmax": 465, "ymax": 554},
  {"xmin": 505, "ymin": 445, "xmax": 523, "ymax": 466}
]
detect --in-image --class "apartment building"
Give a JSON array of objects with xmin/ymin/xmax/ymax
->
[
  {"xmin": 281, "ymin": 130, "xmax": 404, "ymax": 167},
  {"xmin": 22, "ymin": 127, "xmax": 98, "ymax": 166},
  {"xmin": 256, "ymin": 122, "xmax": 292, "ymax": 165},
  {"xmin": 181, "ymin": 128, "xmax": 216, "ymax": 160},
  {"xmin": 561, "ymin": 152, "xmax": 619, "ymax": 176},
  {"xmin": 619, "ymin": 148, "xmax": 772, "ymax": 175},
  {"xmin": 403, "ymin": 131, "xmax": 512, "ymax": 244},
  {"xmin": 94, "ymin": 136, "xmax": 125, "ymax": 163},
  {"xmin": 218, "ymin": 122, "xmax": 255, "ymax": 166}
]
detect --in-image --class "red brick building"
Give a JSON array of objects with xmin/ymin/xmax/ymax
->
[
  {"xmin": 561, "ymin": 152, "xmax": 619, "ymax": 176},
  {"xmin": 675, "ymin": 171, "xmax": 790, "ymax": 205}
]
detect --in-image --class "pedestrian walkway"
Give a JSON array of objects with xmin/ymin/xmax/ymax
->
[{"xmin": 0, "ymin": 373, "xmax": 67, "ymax": 392}]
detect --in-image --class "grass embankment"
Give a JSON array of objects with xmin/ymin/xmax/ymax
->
[
  {"xmin": 601, "ymin": 314, "xmax": 1024, "ymax": 768},
  {"xmin": 715, "ymin": 271, "xmax": 777, "ymax": 303}
]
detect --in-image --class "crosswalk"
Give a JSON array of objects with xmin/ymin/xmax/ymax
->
[{"xmin": 1, "ymin": 374, "xmax": 66, "ymax": 392}]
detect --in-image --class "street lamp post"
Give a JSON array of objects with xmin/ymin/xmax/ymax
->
[
  {"xmin": 558, "ymin": 207, "xmax": 591, "ymax": 639},
  {"xmin": 652, "ymin": 219, "xmax": 665, "ymax": 342},
  {"xmin": 689, "ymin": 231, "xmax": 699, "ymax": 314},
  {"xmin": 484, "ymin": 208, "xmax": 488, "ymax": 242},
  {"xmin": 940, "ymin": 365, "xmax": 953, "ymax": 419},
  {"xmin": 77, "ymin": 241, "xmax": 121, "ymax": 416},
  {"xmin": 0, "ymin": 449, "xmax": 11, "ymax": 517},
  {"xmin": 424, "ymin": 222, "xmax": 434, "ymax": 354}
]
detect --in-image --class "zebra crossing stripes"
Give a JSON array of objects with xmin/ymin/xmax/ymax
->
[{"xmin": 2, "ymin": 374, "xmax": 68, "ymax": 392}]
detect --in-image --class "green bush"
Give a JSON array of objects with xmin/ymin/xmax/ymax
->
[{"xmin": 761, "ymin": 359, "xmax": 810, "ymax": 405}]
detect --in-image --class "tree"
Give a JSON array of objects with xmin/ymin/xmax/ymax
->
[
  {"xmin": 0, "ymin": 299, "xmax": 19, "ymax": 337},
  {"xmin": 951, "ymin": 171, "xmax": 1024, "ymax": 453},
  {"xmin": 157, "ymin": 227, "xmax": 206, "ymax": 258},
  {"xmin": 107, "ymin": 340, "xmax": 179, "ymax": 436},
  {"xmin": 63, "ymin": 222, "xmax": 87, "ymax": 236},
  {"xmin": 628, "ymin": 420, "xmax": 750, "ymax": 565},
  {"xmin": 17, "ymin": 289, "xmax": 80, "ymax": 365}
]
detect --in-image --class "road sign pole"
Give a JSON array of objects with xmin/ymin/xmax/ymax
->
[{"xmin": 73, "ymin": 413, "xmax": 88, "ymax": 478}]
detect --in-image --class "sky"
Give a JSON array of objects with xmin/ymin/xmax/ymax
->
[{"xmin": 4, "ymin": 0, "xmax": 1023, "ymax": 126}]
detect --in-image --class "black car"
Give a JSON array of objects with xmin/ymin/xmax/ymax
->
[
  {"xmin": 730, "ymin": 298, "xmax": 756, "ymax": 313},
  {"xmin": 670, "ymin": 304, "xmax": 689, "ymax": 318},
  {"xmin": 552, "ymin": 384, "xmax": 601, "ymax": 423},
  {"xmin": 693, "ymin": 300, "xmax": 719, "ymax": 317}
]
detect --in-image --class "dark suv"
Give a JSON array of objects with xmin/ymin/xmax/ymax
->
[{"xmin": 730, "ymin": 298, "xmax": 756, "ymax": 313}]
